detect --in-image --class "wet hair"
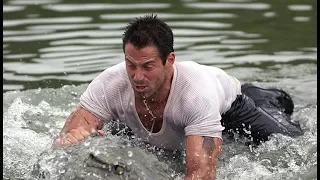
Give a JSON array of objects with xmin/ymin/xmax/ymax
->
[{"xmin": 122, "ymin": 14, "xmax": 174, "ymax": 65}]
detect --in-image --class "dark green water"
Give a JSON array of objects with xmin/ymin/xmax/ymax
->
[{"xmin": 3, "ymin": 0, "xmax": 316, "ymax": 92}]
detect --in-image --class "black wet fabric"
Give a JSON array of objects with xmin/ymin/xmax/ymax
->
[{"xmin": 221, "ymin": 83, "xmax": 303, "ymax": 144}]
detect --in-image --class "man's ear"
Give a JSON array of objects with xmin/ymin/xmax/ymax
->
[{"xmin": 166, "ymin": 52, "xmax": 175, "ymax": 66}]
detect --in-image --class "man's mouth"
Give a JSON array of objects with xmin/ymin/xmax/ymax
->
[{"xmin": 134, "ymin": 85, "xmax": 147, "ymax": 92}]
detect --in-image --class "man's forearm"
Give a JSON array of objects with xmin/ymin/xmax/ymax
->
[
  {"xmin": 52, "ymin": 106, "xmax": 104, "ymax": 148},
  {"xmin": 60, "ymin": 106, "xmax": 102, "ymax": 135},
  {"xmin": 185, "ymin": 136, "xmax": 222, "ymax": 180}
]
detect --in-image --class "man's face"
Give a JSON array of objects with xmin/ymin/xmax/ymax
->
[{"xmin": 124, "ymin": 43, "xmax": 168, "ymax": 99}]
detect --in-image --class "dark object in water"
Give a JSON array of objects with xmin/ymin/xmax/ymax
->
[
  {"xmin": 241, "ymin": 83, "xmax": 294, "ymax": 116},
  {"xmin": 221, "ymin": 83, "xmax": 303, "ymax": 145},
  {"xmin": 31, "ymin": 136, "xmax": 173, "ymax": 180}
]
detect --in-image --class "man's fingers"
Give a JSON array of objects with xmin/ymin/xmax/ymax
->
[
  {"xmin": 52, "ymin": 137, "xmax": 71, "ymax": 149},
  {"xmin": 77, "ymin": 127, "xmax": 91, "ymax": 137},
  {"xmin": 61, "ymin": 137, "xmax": 72, "ymax": 145},
  {"xmin": 65, "ymin": 133, "xmax": 79, "ymax": 143},
  {"xmin": 51, "ymin": 127, "xmax": 102, "ymax": 149},
  {"xmin": 97, "ymin": 130, "xmax": 105, "ymax": 136},
  {"xmin": 89, "ymin": 128, "xmax": 104, "ymax": 137},
  {"xmin": 70, "ymin": 129, "xmax": 85, "ymax": 141}
]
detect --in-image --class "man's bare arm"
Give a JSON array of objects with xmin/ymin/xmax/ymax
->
[
  {"xmin": 59, "ymin": 105, "xmax": 103, "ymax": 135},
  {"xmin": 185, "ymin": 135, "xmax": 223, "ymax": 180},
  {"xmin": 52, "ymin": 105, "xmax": 104, "ymax": 148}
]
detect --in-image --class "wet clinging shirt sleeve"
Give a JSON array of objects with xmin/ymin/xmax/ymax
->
[
  {"xmin": 183, "ymin": 95, "xmax": 225, "ymax": 139},
  {"xmin": 79, "ymin": 79, "xmax": 113, "ymax": 123}
]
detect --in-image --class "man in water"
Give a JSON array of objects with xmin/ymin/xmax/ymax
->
[{"xmin": 53, "ymin": 14, "xmax": 302, "ymax": 179}]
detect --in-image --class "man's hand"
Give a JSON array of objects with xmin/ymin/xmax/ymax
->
[
  {"xmin": 51, "ymin": 105, "xmax": 104, "ymax": 148},
  {"xmin": 52, "ymin": 127, "xmax": 104, "ymax": 148},
  {"xmin": 185, "ymin": 135, "xmax": 223, "ymax": 180}
]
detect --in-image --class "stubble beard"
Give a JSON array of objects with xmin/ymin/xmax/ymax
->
[
  {"xmin": 134, "ymin": 80, "xmax": 162, "ymax": 100},
  {"xmin": 133, "ymin": 70, "xmax": 166, "ymax": 101}
]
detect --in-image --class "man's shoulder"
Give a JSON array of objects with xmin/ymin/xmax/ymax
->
[
  {"xmin": 174, "ymin": 61, "xmax": 220, "ymax": 87},
  {"xmin": 175, "ymin": 61, "xmax": 226, "ymax": 75},
  {"xmin": 101, "ymin": 62, "xmax": 126, "ymax": 75},
  {"xmin": 175, "ymin": 60, "xmax": 199, "ymax": 68},
  {"xmin": 172, "ymin": 61, "xmax": 223, "ymax": 103},
  {"xmin": 87, "ymin": 62, "xmax": 130, "ymax": 96},
  {"xmin": 95, "ymin": 62, "xmax": 127, "ymax": 82}
]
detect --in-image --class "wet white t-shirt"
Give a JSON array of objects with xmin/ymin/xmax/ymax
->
[{"xmin": 79, "ymin": 61, "xmax": 241, "ymax": 149}]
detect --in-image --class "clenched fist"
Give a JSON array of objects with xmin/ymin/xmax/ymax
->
[{"xmin": 52, "ymin": 127, "xmax": 104, "ymax": 148}]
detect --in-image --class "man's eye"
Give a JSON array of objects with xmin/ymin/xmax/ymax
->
[
  {"xmin": 127, "ymin": 63, "xmax": 135, "ymax": 68},
  {"xmin": 144, "ymin": 64, "xmax": 153, "ymax": 70}
]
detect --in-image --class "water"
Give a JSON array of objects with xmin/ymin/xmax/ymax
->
[{"xmin": 3, "ymin": 0, "xmax": 317, "ymax": 179}]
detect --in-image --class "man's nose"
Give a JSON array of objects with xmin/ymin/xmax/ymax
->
[{"xmin": 133, "ymin": 68, "xmax": 144, "ymax": 82}]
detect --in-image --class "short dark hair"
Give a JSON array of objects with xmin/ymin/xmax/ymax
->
[{"xmin": 122, "ymin": 14, "xmax": 174, "ymax": 65}]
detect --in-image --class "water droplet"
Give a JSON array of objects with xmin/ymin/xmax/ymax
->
[
  {"xmin": 94, "ymin": 150, "xmax": 101, "ymax": 156},
  {"xmin": 35, "ymin": 121, "xmax": 42, "ymax": 126},
  {"xmin": 84, "ymin": 142, "xmax": 90, "ymax": 146},
  {"xmin": 58, "ymin": 169, "xmax": 66, "ymax": 174},
  {"xmin": 44, "ymin": 123, "xmax": 50, "ymax": 128},
  {"xmin": 127, "ymin": 160, "xmax": 132, "ymax": 165},
  {"xmin": 127, "ymin": 151, "xmax": 133, "ymax": 157}
]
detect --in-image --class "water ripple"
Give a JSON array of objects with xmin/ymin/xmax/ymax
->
[
  {"xmin": 43, "ymin": 3, "xmax": 171, "ymax": 12},
  {"xmin": 27, "ymin": 23, "xmax": 126, "ymax": 31},
  {"xmin": 221, "ymin": 39, "xmax": 269, "ymax": 44},
  {"xmin": 3, "ymin": 84, "xmax": 25, "ymax": 91},
  {"xmin": 50, "ymin": 38, "xmax": 121, "ymax": 45},
  {"xmin": 293, "ymin": 17, "xmax": 311, "ymax": 22},
  {"xmin": 299, "ymin": 47, "xmax": 317, "ymax": 52},
  {"xmin": 188, "ymin": 44, "xmax": 252, "ymax": 50},
  {"xmin": 217, "ymin": 0, "xmax": 254, "ymax": 2},
  {"xmin": 39, "ymin": 49, "xmax": 120, "ymax": 58},
  {"xmin": 175, "ymin": 36, "xmax": 227, "ymax": 43},
  {"xmin": 168, "ymin": 21, "xmax": 232, "ymax": 28},
  {"xmin": 9, "ymin": 0, "xmax": 61, "ymax": 5},
  {"xmin": 4, "ymin": 71, "xmax": 99, "ymax": 82},
  {"xmin": 172, "ymin": 29, "xmax": 260, "ymax": 38},
  {"xmin": 217, "ymin": 53, "xmax": 317, "ymax": 64},
  {"xmin": 100, "ymin": 13, "xmax": 236, "ymax": 20},
  {"xmin": 3, "ymin": 17, "xmax": 92, "ymax": 27},
  {"xmin": 4, "ymin": 62, "xmax": 68, "ymax": 74},
  {"xmin": 288, "ymin": 5, "xmax": 313, "ymax": 11},
  {"xmin": 4, "ymin": 54, "xmax": 36, "ymax": 59},
  {"xmin": 39, "ymin": 45, "xmax": 112, "ymax": 52},
  {"xmin": 3, "ymin": 5, "xmax": 25, "ymax": 12},
  {"xmin": 4, "ymin": 30, "xmax": 122, "ymax": 42},
  {"xmin": 3, "ymin": 29, "xmax": 56, "ymax": 36},
  {"xmin": 33, "ymin": 52, "xmax": 121, "ymax": 64},
  {"xmin": 184, "ymin": 3, "xmax": 270, "ymax": 10},
  {"xmin": 263, "ymin": 12, "xmax": 276, "ymax": 18}
]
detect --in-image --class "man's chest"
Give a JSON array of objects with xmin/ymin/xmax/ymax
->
[{"xmin": 135, "ymin": 101, "xmax": 166, "ymax": 133}]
